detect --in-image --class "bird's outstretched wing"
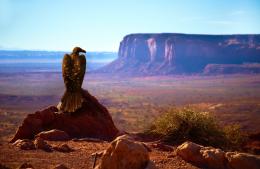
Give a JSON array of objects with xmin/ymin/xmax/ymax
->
[{"xmin": 62, "ymin": 54, "xmax": 74, "ymax": 92}]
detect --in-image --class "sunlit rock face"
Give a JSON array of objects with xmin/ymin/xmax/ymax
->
[{"xmin": 99, "ymin": 33, "xmax": 260, "ymax": 75}]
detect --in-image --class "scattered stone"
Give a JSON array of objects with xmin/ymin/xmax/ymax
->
[
  {"xmin": 36, "ymin": 129, "xmax": 70, "ymax": 141},
  {"xmin": 34, "ymin": 137, "xmax": 52, "ymax": 152},
  {"xmin": 12, "ymin": 139, "xmax": 35, "ymax": 150},
  {"xmin": 18, "ymin": 162, "xmax": 34, "ymax": 169},
  {"xmin": 95, "ymin": 135, "xmax": 157, "ymax": 169},
  {"xmin": 225, "ymin": 152, "xmax": 260, "ymax": 169},
  {"xmin": 53, "ymin": 144, "xmax": 73, "ymax": 153},
  {"xmin": 52, "ymin": 164, "xmax": 69, "ymax": 169},
  {"xmin": 176, "ymin": 141, "xmax": 260, "ymax": 169}
]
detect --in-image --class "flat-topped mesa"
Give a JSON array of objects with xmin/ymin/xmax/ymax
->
[{"xmin": 99, "ymin": 33, "xmax": 260, "ymax": 75}]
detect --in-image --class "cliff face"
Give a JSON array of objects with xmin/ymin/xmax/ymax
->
[{"xmin": 100, "ymin": 33, "xmax": 260, "ymax": 75}]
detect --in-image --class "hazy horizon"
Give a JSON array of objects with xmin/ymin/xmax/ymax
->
[{"xmin": 2, "ymin": 32, "xmax": 260, "ymax": 52}]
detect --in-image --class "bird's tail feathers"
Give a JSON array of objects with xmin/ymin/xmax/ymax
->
[{"xmin": 60, "ymin": 89, "xmax": 84, "ymax": 113}]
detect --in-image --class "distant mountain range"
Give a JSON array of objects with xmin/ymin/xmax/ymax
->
[
  {"xmin": 0, "ymin": 50, "xmax": 117, "ymax": 73},
  {"xmin": 98, "ymin": 33, "xmax": 260, "ymax": 75}
]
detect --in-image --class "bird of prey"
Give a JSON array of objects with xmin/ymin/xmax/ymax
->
[{"xmin": 60, "ymin": 47, "xmax": 86, "ymax": 113}]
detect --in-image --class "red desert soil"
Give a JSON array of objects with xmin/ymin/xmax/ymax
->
[{"xmin": 0, "ymin": 138, "xmax": 200, "ymax": 169}]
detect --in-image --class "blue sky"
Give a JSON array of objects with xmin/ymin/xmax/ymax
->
[{"xmin": 0, "ymin": 0, "xmax": 260, "ymax": 51}]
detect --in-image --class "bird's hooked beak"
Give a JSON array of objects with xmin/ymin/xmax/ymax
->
[
  {"xmin": 72, "ymin": 47, "xmax": 86, "ymax": 54},
  {"xmin": 80, "ymin": 48, "xmax": 86, "ymax": 53}
]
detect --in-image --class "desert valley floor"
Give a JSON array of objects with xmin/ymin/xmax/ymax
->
[
  {"xmin": 1, "ymin": 73, "xmax": 260, "ymax": 137},
  {"xmin": 0, "ymin": 73, "xmax": 260, "ymax": 168}
]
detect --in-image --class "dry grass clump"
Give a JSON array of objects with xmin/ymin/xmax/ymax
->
[{"xmin": 148, "ymin": 107, "xmax": 246, "ymax": 150}]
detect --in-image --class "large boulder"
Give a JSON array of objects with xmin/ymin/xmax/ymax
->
[
  {"xmin": 10, "ymin": 90, "xmax": 119, "ymax": 143},
  {"xmin": 95, "ymin": 135, "xmax": 155, "ymax": 169}
]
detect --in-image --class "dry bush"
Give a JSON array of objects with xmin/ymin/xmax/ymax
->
[{"xmin": 147, "ymin": 107, "xmax": 246, "ymax": 150}]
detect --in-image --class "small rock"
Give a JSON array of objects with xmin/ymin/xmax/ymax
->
[
  {"xmin": 18, "ymin": 162, "xmax": 34, "ymax": 169},
  {"xmin": 13, "ymin": 139, "xmax": 35, "ymax": 150},
  {"xmin": 53, "ymin": 144, "xmax": 73, "ymax": 153},
  {"xmin": 36, "ymin": 129, "xmax": 70, "ymax": 141},
  {"xmin": 52, "ymin": 164, "xmax": 69, "ymax": 169},
  {"xmin": 34, "ymin": 137, "xmax": 52, "ymax": 152},
  {"xmin": 225, "ymin": 152, "xmax": 260, "ymax": 169}
]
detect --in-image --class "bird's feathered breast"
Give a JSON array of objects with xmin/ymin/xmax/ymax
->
[
  {"xmin": 62, "ymin": 53, "xmax": 86, "ymax": 92},
  {"xmin": 77, "ymin": 54, "xmax": 86, "ymax": 86}
]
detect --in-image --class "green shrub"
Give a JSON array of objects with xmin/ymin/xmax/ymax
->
[
  {"xmin": 147, "ymin": 107, "xmax": 246, "ymax": 150},
  {"xmin": 223, "ymin": 124, "xmax": 246, "ymax": 150}
]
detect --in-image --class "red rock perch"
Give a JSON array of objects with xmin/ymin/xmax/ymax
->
[{"xmin": 10, "ymin": 90, "xmax": 119, "ymax": 143}]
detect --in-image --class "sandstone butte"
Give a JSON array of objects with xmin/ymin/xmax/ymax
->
[{"xmin": 98, "ymin": 33, "xmax": 260, "ymax": 75}]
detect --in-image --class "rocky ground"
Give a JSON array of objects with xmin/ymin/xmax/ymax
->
[
  {"xmin": 0, "ymin": 89, "xmax": 200, "ymax": 169},
  {"xmin": 0, "ymin": 137, "xmax": 199, "ymax": 169},
  {"xmin": 1, "ymin": 134, "xmax": 260, "ymax": 169}
]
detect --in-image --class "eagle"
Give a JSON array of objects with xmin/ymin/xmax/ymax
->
[{"xmin": 60, "ymin": 47, "xmax": 86, "ymax": 113}]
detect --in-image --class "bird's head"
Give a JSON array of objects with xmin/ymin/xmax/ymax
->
[{"xmin": 72, "ymin": 47, "xmax": 86, "ymax": 55}]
